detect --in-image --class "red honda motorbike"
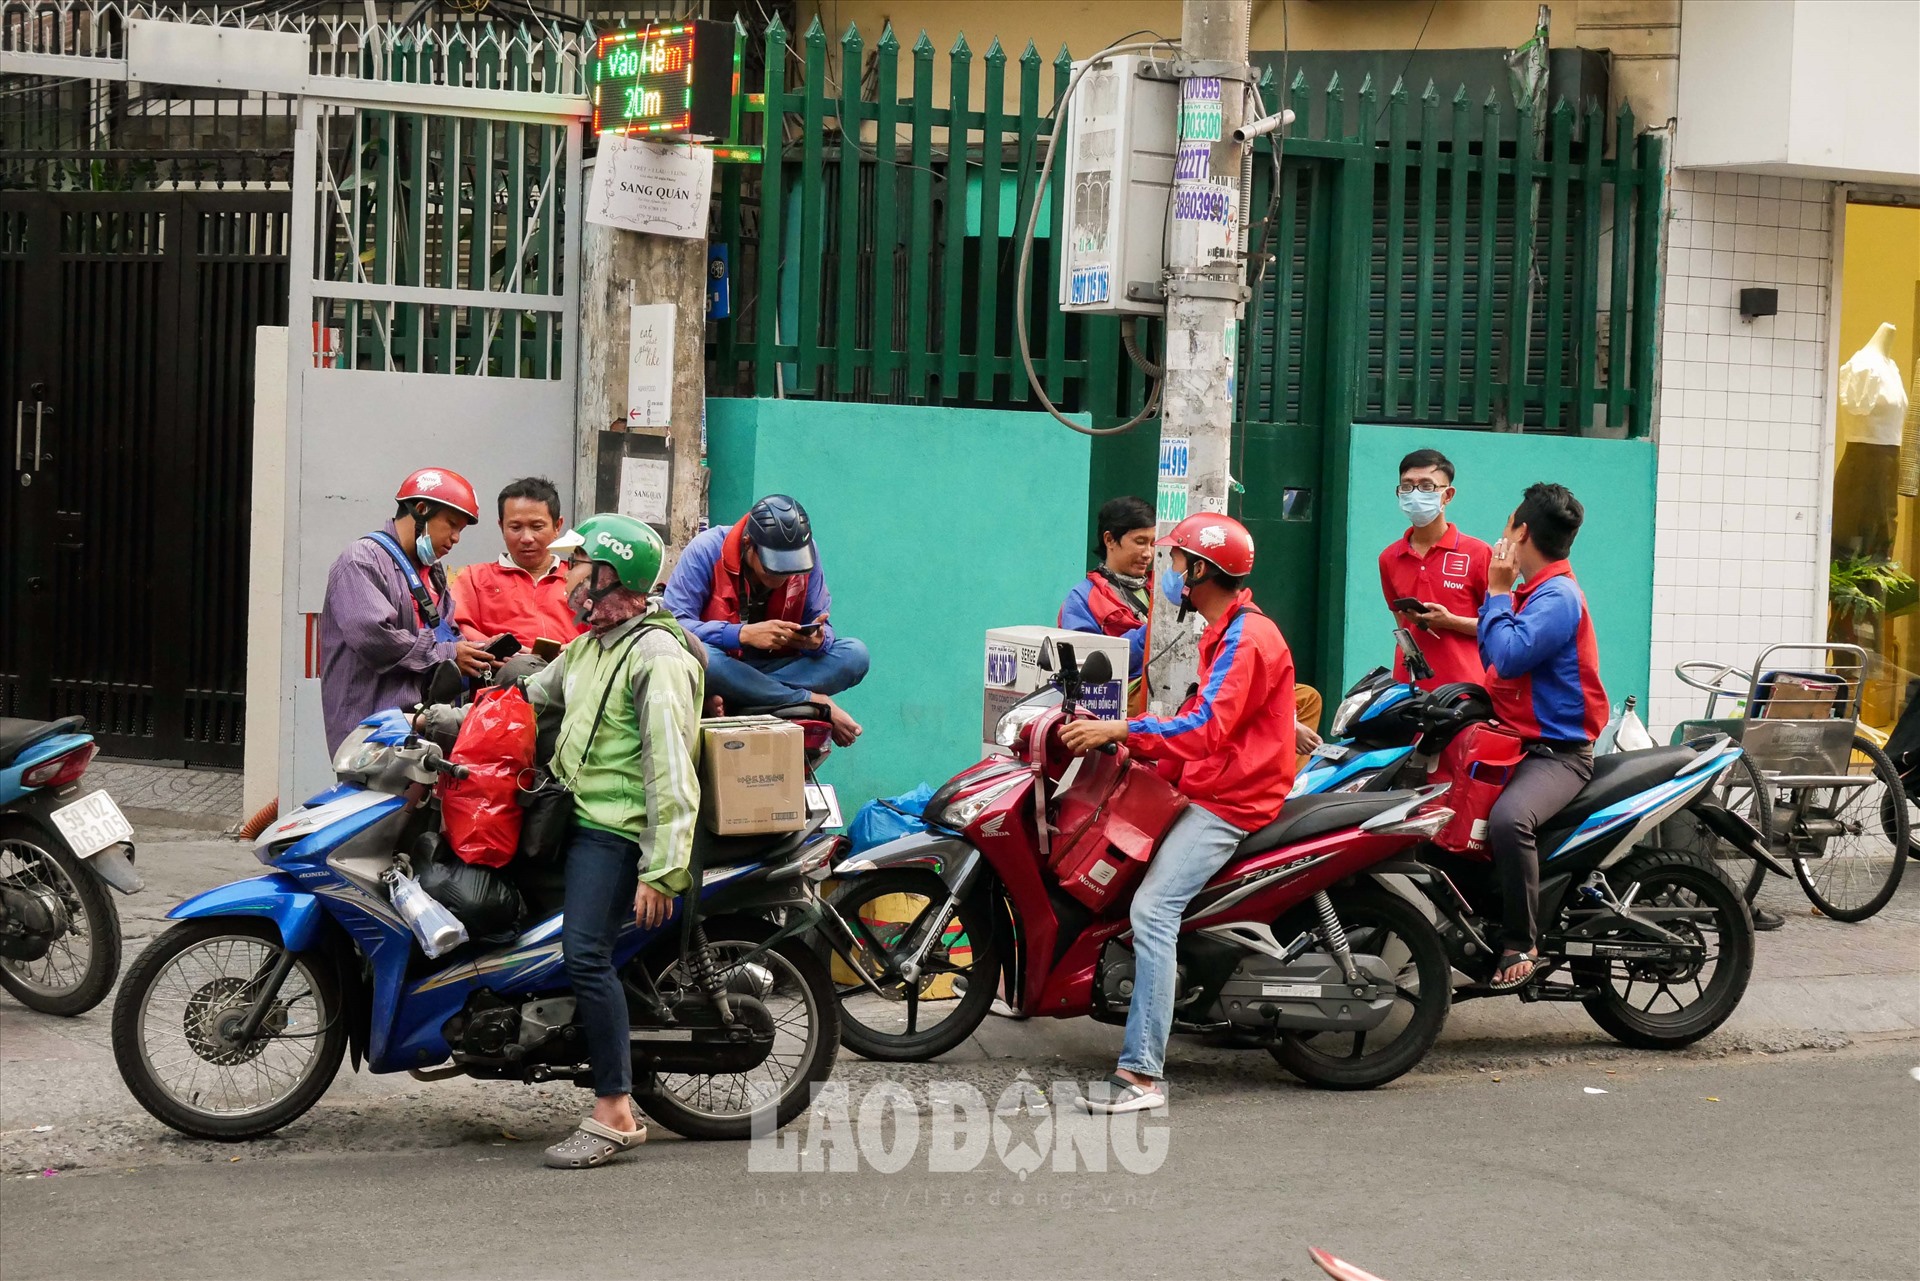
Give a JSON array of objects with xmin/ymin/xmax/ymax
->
[{"xmin": 819, "ymin": 642, "xmax": 1460, "ymax": 1090}]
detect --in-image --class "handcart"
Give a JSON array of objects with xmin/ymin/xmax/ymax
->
[{"xmin": 1673, "ymin": 643, "xmax": 1908, "ymax": 922}]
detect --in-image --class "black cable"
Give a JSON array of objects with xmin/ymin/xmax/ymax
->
[{"xmin": 1375, "ymin": 0, "xmax": 1440, "ymax": 128}]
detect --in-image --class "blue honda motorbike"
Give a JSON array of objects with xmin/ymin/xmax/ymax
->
[
  {"xmin": 1293, "ymin": 630, "xmax": 1786, "ymax": 1048},
  {"xmin": 1, "ymin": 716, "xmax": 141, "ymax": 1015},
  {"xmin": 110, "ymin": 706, "xmax": 841, "ymax": 1142}
]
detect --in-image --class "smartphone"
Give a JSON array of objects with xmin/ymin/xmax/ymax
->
[
  {"xmin": 1390, "ymin": 597, "xmax": 1426, "ymax": 614},
  {"xmin": 532, "ymin": 637, "xmax": 562, "ymax": 662},
  {"xmin": 483, "ymin": 633, "xmax": 523, "ymax": 660},
  {"xmin": 795, "ymin": 621, "xmax": 824, "ymax": 635}
]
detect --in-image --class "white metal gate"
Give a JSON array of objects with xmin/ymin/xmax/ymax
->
[{"xmin": 280, "ymin": 88, "xmax": 586, "ymax": 802}]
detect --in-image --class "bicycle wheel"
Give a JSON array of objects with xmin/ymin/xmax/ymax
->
[
  {"xmin": 1791, "ymin": 736, "xmax": 1910, "ymax": 922},
  {"xmin": 1712, "ymin": 752, "xmax": 1773, "ymax": 902}
]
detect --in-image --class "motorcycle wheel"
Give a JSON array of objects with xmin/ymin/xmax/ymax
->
[
  {"xmin": 1575, "ymin": 849, "xmax": 1754, "ymax": 1050},
  {"xmin": 825, "ymin": 868, "xmax": 998, "ymax": 1062},
  {"xmin": 112, "ymin": 919, "xmax": 346, "ymax": 1140},
  {"xmin": 634, "ymin": 919, "xmax": 839, "ymax": 1141},
  {"xmin": 0, "ymin": 818, "xmax": 122, "ymax": 1017},
  {"xmin": 1268, "ymin": 887, "xmax": 1451, "ymax": 1091}
]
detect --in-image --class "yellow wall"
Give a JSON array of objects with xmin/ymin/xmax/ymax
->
[
  {"xmin": 1838, "ymin": 203, "xmax": 1920, "ymax": 388},
  {"xmin": 795, "ymin": 0, "xmax": 1678, "ymax": 121},
  {"xmin": 1833, "ymin": 200, "xmax": 1920, "ymax": 725}
]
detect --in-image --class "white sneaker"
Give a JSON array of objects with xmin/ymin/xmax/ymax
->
[{"xmin": 1075, "ymin": 1074, "xmax": 1166, "ymax": 1114}]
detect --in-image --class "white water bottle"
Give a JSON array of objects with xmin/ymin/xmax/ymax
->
[
  {"xmin": 1596, "ymin": 695, "xmax": 1653, "ymax": 754},
  {"xmin": 1614, "ymin": 695, "xmax": 1655, "ymax": 752},
  {"xmin": 386, "ymin": 869, "xmax": 467, "ymax": 958}
]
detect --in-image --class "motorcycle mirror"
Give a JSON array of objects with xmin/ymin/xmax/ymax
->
[
  {"xmin": 1036, "ymin": 638, "xmax": 1056, "ymax": 673},
  {"xmin": 426, "ymin": 660, "xmax": 464, "ymax": 706},
  {"xmin": 1080, "ymin": 651, "xmax": 1114, "ymax": 686}
]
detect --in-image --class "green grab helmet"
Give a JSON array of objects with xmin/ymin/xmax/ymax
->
[{"xmin": 573, "ymin": 513, "xmax": 665, "ymax": 593}]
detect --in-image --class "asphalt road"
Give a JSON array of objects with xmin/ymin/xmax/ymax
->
[{"xmin": 4, "ymin": 1043, "xmax": 1916, "ymax": 1281}]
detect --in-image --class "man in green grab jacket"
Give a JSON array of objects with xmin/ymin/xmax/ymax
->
[{"xmin": 525, "ymin": 513, "xmax": 705, "ymax": 1169}]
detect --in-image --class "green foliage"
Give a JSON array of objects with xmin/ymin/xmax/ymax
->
[{"xmin": 1830, "ymin": 555, "xmax": 1916, "ymax": 623}]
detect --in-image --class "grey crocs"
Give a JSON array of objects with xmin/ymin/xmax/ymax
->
[{"xmin": 544, "ymin": 1115, "xmax": 647, "ymax": 1169}]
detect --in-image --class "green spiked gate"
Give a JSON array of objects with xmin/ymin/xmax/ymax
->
[
  {"xmin": 708, "ymin": 17, "xmax": 1665, "ymax": 437},
  {"xmin": 704, "ymin": 17, "xmax": 1667, "ymax": 687}
]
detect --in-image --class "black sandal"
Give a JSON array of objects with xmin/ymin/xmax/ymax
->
[{"xmin": 1489, "ymin": 949, "xmax": 1540, "ymax": 991}]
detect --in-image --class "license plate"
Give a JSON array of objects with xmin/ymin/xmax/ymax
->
[
  {"xmin": 804, "ymin": 783, "xmax": 843, "ymax": 828},
  {"xmin": 49, "ymin": 791, "xmax": 134, "ymax": 859}
]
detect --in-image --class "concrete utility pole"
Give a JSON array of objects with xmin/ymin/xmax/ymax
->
[
  {"xmin": 1146, "ymin": 0, "xmax": 1254, "ymax": 709},
  {"xmin": 575, "ymin": 216, "xmax": 709, "ymax": 572}
]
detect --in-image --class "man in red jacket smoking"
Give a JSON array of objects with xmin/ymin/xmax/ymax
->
[{"xmin": 1060, "ymin": 513, "xmax": 1297, "ymax": 1116}]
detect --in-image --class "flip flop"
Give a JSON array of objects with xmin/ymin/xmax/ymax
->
[
  {"xmin": 1075, "ymin": 1074, "xmax": 1166, "ymax": 1114},
  {"xmin": 544, "ymin": 1116, "xmax": 647, "ymax": 1169},
  {"xmin": 1489, "ymin": 949, "xmax": 1540, "ymax": 992}
]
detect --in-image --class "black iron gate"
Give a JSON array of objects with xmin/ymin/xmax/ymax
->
[{"xmin": 0, "ymin": 190, "xmax": 289, "ymax": 765}]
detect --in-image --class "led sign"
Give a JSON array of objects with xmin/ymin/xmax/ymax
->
[{"xmin": 591, "ymin": 20, "xmax": 741, "ymax": 142}]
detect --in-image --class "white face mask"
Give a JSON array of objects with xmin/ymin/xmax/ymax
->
[{"xmin": 1398, "ymin": 488, "xmax": 1446, "ymax": 527}]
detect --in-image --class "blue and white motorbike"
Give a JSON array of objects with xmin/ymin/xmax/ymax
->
[
  {"xmin": 110, "ymin": 706, "xmax": 841, "ymax": 1142},
  {"xmin": 1, "ymin": 716, "xmax": 141, "ymax": 1015},
  {"xmin": 1298, "ymin": 630, "xmax": 1787, "ymax": 1048}
]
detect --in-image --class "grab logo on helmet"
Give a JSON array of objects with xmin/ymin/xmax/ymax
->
[{"xmin": 595, "ymin": 532, "xmax": 635, "ymax": 560}]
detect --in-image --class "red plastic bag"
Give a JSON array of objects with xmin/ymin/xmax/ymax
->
[{"xmin": 438, "ymin": 685, "xmax": 537, "ymax": 867}]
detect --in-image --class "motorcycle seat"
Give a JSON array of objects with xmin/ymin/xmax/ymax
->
[
  {"xmin": 1535, "ymin": 745, "xmax": 1699, "ymax": 854},
  {"xmin": 0, "ymin": 716, "xmax": 87, "ymax": 767},
  {"xmin": 693, "ymin": 825, "xmax": 809, "ymax": 871},
  {"xmin": 1237, "ymin": 791, "xmax": 1417, "ymax": 857},
  {"xmin": 724, "ymin": 700, "xmax": 832, "ymax": 723}
]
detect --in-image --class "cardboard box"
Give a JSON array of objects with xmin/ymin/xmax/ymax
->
[
  {"xmin": 982, "ymin": 625, "xmax": 1131, "ymax": 752},
  {"xmin": 699, "ymin": 716, "xmax": 806, "ymax": 835}
]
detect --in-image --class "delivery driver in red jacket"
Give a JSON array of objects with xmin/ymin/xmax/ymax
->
[
  {"xmin": 1478, "ymin": 482, "xmax": 1608, "ymax": 991},
  {"xmin": 1060, "ymin": 514, "xmax": 1296, "ymax": 1115}
]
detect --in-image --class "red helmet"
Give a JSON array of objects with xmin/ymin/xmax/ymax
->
[
  {"xmin": 1157, "ymin": 513, "xmax": 1255, "ymax": 577},
  {"xmin": 395, "ymin": 467, "xmax": 480, "ymax": 522}
]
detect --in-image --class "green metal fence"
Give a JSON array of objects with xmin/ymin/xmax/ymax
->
[{"xmin": 708, "ymin": 18, "xmax": 1666, "ymax": 438}]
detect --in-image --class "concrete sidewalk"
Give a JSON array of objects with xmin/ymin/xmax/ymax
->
[{"xmin": 2, "ymin": 822, "xmax": 1915, "ymax": 1175}]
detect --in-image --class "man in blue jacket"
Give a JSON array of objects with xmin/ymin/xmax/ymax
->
[{"xmin": 663, "ymin": 495, "xmax": 867, "ymax": 744}]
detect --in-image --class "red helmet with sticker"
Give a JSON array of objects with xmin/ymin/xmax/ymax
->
[
  {"xmin": 1157, "ymin": 513, "xmax": 1255, "ymax": 577},
  {"xmin": 394, "ymin": 467, "xmax": 480, "ymax": 522}
]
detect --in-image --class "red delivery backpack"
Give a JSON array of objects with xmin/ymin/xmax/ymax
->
[
  {"xmin": 1427, "ymin": 721, "xmax": 1526, "ymax": 855},
  {"xmin": 437, "ymin": 684, "xmax": 538, "ymax": 867},
  {"xmin": 1048, "ymin": 751, "xmax": 1189, "ymax": 912}
]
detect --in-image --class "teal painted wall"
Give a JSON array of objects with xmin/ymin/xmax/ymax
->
[
  {"xmin": 705, "ymin": 399, "xmax": 1092, "ymax": 810},
  {"xmin": 1342, "ymin": 425, "xmax": 1656, "ymax": 712}
]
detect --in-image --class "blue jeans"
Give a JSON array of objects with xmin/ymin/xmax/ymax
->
[
  {"xmin": 561, "ymin": 824, "xmax": 642, "ymax": 1098},
  {"xmin": 704, "ymin": 637, "xmax": 870, "ymax": 709},
  {"xmin": 1119, "ymin": 806, "xmax": 1248, "ymax": 1081}
]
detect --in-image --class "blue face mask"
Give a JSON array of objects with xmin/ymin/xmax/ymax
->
[
  {"xmin": 414, "ymin": 528, "xmax": 438, "ymax": 567},
  {"xmin": 1159, "ymin": 565, "xmax": 1188, "ymax": 607},
  {"xmin": 1398, "ymin": 488, "xmax": 1446, "ymax": 528}
]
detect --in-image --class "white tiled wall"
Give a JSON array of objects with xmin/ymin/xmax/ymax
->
[{"xmin": 1648, "ymin": 169, "xmax": 1835, "ymax": 736}]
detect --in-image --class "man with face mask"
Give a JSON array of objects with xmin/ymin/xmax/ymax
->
[
  {"xmin": 1058, "ymin": 514, "xmax": 1296, "ymax": 1115},
  {"xmin": 1378, "ymin": 448, "xmax": 1491, "ymax": 688},
  {"xmin": 318, "ymin": 468, "xmax": 499, "ymax": 753}
]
